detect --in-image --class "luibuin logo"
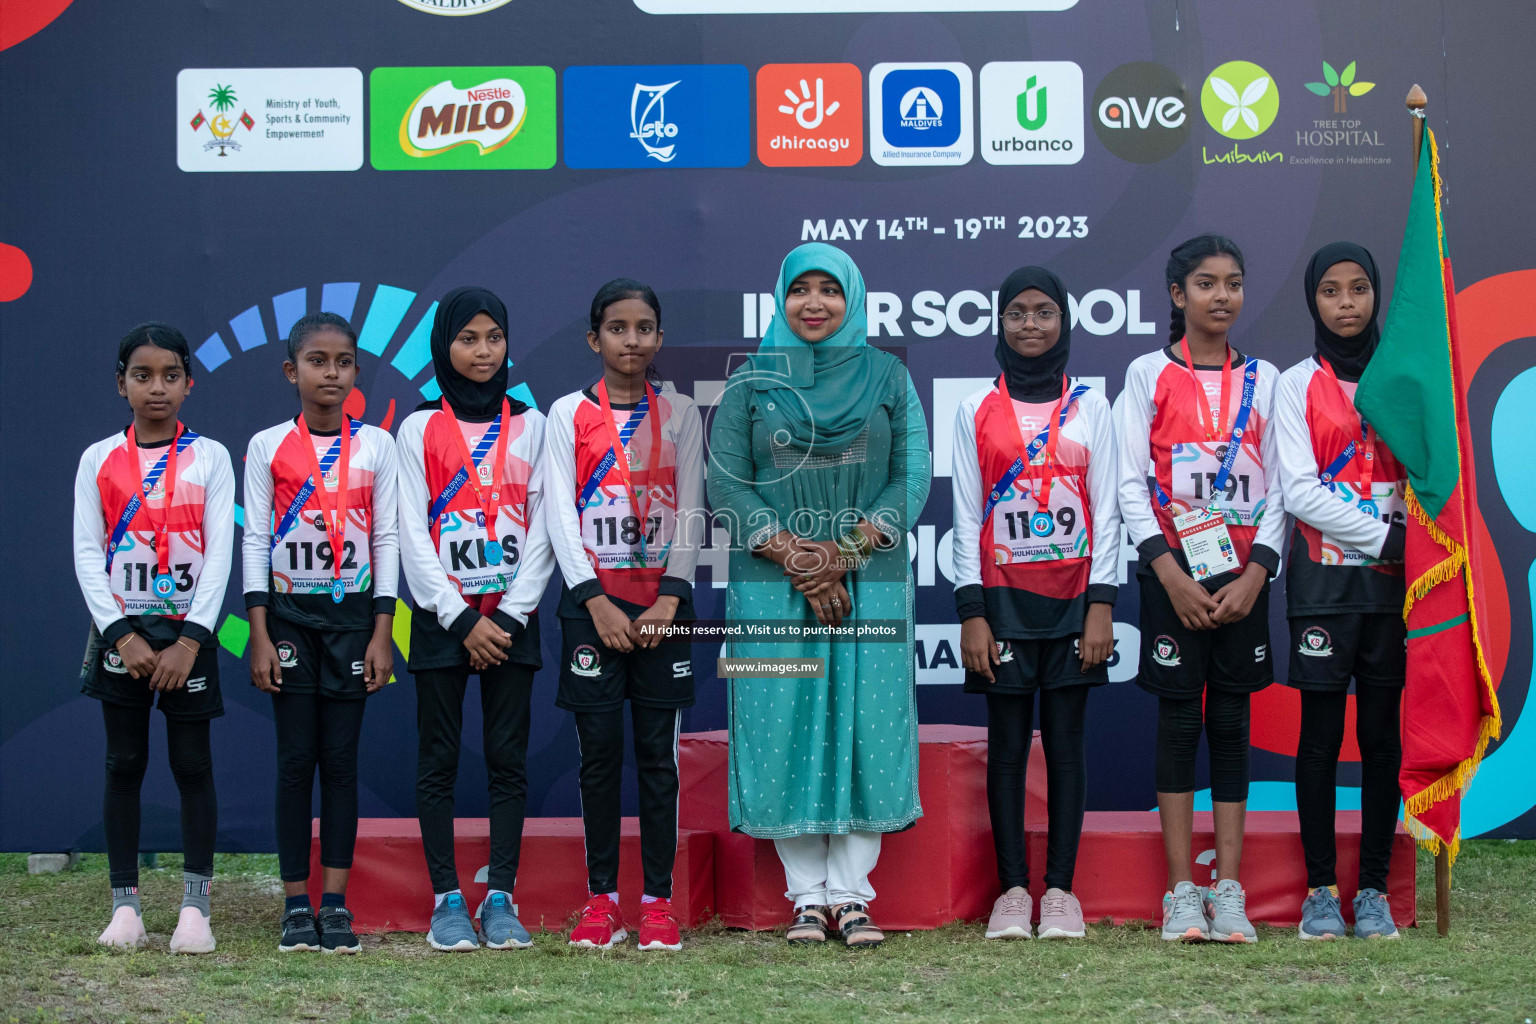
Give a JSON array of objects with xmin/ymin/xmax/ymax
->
[
  {"xmin": 1016, "ymin": 75, "xmax": 1047, "ymax": 130},
  {"xmin": 1304, "ymin": 61, "xmax": 1375, "ymax": 114},
  {"xmin": 1200, "ymin": 61, "xmax": 1278, "ymax": 140},
  {"xmin": 630, "ymin": 81, "xmax": 680, "ymax": 162}
]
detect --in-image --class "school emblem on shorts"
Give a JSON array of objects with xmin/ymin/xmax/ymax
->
[
  {"xmin": 276, "ymin": 641, "xmax": 299, "ymax": 669},
  {"xmin": 571, "ymin": 644, "xmax": 601, "ymax": 678},
  {"xmin": 995, "ymin": 640, "xmax": 1015, "ymax": 664},
  {"xmin": 1152, "ymin": 635, "xmax": 1181, "ymax": 667},
  {"xmin": 1298, "ymin": 626, "xmax": 1334, "ymax": 658},
  {"xmin": 103, "ymin": 648, "xmax": 128, "ymax": 674}
]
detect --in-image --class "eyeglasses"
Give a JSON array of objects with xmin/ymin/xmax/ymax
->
[{"xmin": 1001, "ymin": 309, "xmax": 1060, "ymax": 330}]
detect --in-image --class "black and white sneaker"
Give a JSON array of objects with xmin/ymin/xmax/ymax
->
[
  {"xmin": 279, "ymin": 906, "xmax": 321, "ymax": 952},
  {"xmin": 318, "ymin": 906, "xmax": 361, "ymax": 954}
]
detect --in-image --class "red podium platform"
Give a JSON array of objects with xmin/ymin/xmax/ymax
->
[
  {"xmin": 677, "ymin": 727, "xmax": 1415, "ymax": 930},
  {"xmin": 313, "ymin": 817, "xmax": 714, "ymax": 935}
]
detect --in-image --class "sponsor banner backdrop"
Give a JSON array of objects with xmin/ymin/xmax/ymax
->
[{"xmin": 3, "ymin": 0, "xmax": 1535, "ymax": 851}]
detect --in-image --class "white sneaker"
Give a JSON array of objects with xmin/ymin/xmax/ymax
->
[
  {"xmin": 98, "ymin": 905, "xmax": 147, "ymax": 949},
  {"xmin": 169, "ymin": 906, "xmax": 217, "ymax": 954}
]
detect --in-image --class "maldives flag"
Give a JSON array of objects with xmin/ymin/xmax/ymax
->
[
  {"xmin": 1356, "ymin": 126, "xmax": 1501, "ymax": 864},
  {"xmin": 239, "ymin": 110, "xmax": 255, "ymax": 131}
]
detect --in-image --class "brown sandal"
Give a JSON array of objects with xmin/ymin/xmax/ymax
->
[
  {"xmin": 832, "ymin": 902, "xmax": 884, "ymax": 948},
  {"xmin": 786, "ymin": 905, "xmax": 830, "ymax": 945}
]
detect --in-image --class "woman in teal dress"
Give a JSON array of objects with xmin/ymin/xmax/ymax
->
[{"xmin": 707, "ymin": 242, "xmax": 931, "ymax": 947}]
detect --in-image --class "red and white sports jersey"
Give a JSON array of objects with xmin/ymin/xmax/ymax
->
[
  {"xmin": 544, "ymin": 384, "xmax": 704, "ymax": 612},
  {"xmin": 396, "ymin": 404, "xmax": 556, "ymax": 632},
  {"xmin": 1275, "ymin": 356, "xmax": 1406, "ymax": 615},
  {"xmin": 951, "ymin": 378, "xmax": 1120, "ymax": 638},
  {"xmin": 242, "ymin": 417, "xmax": 399, "ymax": 625},
  {"xmin": 72, "ymin": 428, "xmax": 235, "ymax": 643},
  {"xmin": 1116, "ymin": 347, "xmax": 1285, "ymax": 580}
]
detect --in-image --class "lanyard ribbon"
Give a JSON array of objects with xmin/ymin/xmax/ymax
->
[
  {"xmin": 587, "ymin": 380, "xmax": 664, "ymax": 564},
  {"xmin": 980, "ymin": 377, "xmax": 1090, "ymax": 524},
  {"xmin": 106, "ymin": 424, "xmax": 198, "ymax": 574},
  {"xmin": 1153, "ymin": 352, "xmax": 1259, "ymax": 510},
  {"xmin": 271, "ymin": 429, "xmax": 345, "ymax": 549},
  {"xmin": 295, "ymin": 416, "xmax": 354, "ymax": 599},
  {"xmin": 1316, "ymin": 357, "xmax": 1375, "ymax": 493},
  {"xmin": 442, "ymin": 399, "xmax": 512, "ymax": 563}
]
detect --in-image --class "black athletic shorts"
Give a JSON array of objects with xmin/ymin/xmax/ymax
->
[
  {"xmin": 81, "ymin": 629, "xmax": 224, "ymax": 720},
  {"xmin": 556, "ymin": 615, "xmax": 695, "ymax": 713},
  {"xmin": 1135, "ymin": 576, "xmax": 1274, "ymax": 698},
  {"xmin": 1286, "ymin": 612, "xmax": 1406, "ymax": 691},
  {"xmin": 963, "ymin": 634, "xmax": 1108, "ymax": 694},
  {"xmin": 267, "ymin": 614, "xmax": 372, "ymax": 699}
]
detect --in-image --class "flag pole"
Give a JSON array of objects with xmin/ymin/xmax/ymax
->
[{"xmin": 1406, "ymin": 79, "xmax": 1450, "ymax": 938}]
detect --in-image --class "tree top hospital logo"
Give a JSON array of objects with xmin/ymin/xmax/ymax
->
[
  {"xmin": 980, "ymin": 61, "xmax": 1082, "ymax": 166},
  {"xmin": 371, "ymin": 67, "xmax": 555, "ymax": 170},
  {"xmin": 757, "ymin": 63, "xmax": 862, "ymax": 167},
  {"xmin": 1304, "ymin": 60, "xmax": 1375, "ymax": 114},
  {"xmin": 1092, "ymin": 62, "xmax": 1189, "ymax": 163},
  {"xmin": 562, "ymin": 65, "xmax": 750, "ymax": 169},
  {"xmin": 870, "ymin": 63, "xmax": 972, "ymax": 167},
  {"xmin": 1201, "ymin": 60, "xmax": 1278, "ymax": 140}
]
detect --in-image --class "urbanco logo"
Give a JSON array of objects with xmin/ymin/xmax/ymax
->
[
  {"xmin": 1200, "ymin": 60, "xmax": 1278, "ymax": 140},
  {"xmin": 371, "ymin": 67, "xmax": 555, "ymax": 170},
  {"xmin": 1091, "ymin": 62, "xmax": 1189, "ymax": 163},
  {"xmin": 757, "ymin": 63, "xmax": 862, "ymax": 166},
  {"xmin": 1304, "ymin": 60, "xmax": 1375, "ymax": 114},
  {"xmin": 980, "ymin": 61, "xmax": 1082, "ymax": 165},
  {"xmin": 869, "ymin": 62, "xmax": 973, "ymax": 167},
  {"xmin": 563, "ymin": 65, "xmax": 750, "ymax": 169}
]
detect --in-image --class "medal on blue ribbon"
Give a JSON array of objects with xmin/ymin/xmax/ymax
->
[{"xmin": 484, "ymin": 539, "xmax": 504, "ymax": 565}]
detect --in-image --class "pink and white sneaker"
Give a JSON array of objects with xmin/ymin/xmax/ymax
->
[
  {"xmin": 169, "ymin": 907, "xmax": 217, "ymax": 954},
  {"xmin": 98, "ymin": 905, "xmax": 147, "ymax": 949},
  {"xmin": 1036, "ymin": 888, "xmax": 1086, "ymax": 939},
  {"xmin": 985, "ymin": 887, "xmax": 1033, "ymax": 939}
]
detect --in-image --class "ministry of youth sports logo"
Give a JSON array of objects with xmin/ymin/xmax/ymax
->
[
  {"xmin": 1298, "ymin": 626, "xmax": 1334, "ymax": 658},
  {"xmin": 630, "ymin": 82, "xmax": 680, "ymax": 162},
  {"xmin": 1152, "ymin": 635, "xmax": 1181, "ymax": 667}
]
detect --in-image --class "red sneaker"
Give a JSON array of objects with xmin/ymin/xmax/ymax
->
[
  {"xmin": 569, "ymin": 894, "xmax": 627, "ymax": 949},
  {"xmin": 637, "ymin": 899, "xmax": 682, "ymax": 952}
]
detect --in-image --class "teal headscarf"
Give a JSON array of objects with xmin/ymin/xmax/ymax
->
[{"xmin": 745, "ymin": 242, "xmax": 894, "ymax": 455}]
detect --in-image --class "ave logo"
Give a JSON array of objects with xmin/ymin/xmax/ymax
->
[
  {"xmin": 1092, "ymin": 62, "xmax": 1189, "ymax": 163},
  {"xmin": 757, "ymin": 63, "xmax": 862, "ymax": 166},
  {"xmin": 370, "ymin": 66, "xmax": 555, "ymax": 170},
  {"xmin": 870, "ymin": 63, "xmax": 973, "ymax": 166},
  {"xmin": 980, "ymin": 61, "xmax": 1083, "ymax": 165}
]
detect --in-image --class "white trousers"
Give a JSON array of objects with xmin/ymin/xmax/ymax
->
[{"xmin": 774, "ymin": 831, "xmax": 882, "ymax": 908}]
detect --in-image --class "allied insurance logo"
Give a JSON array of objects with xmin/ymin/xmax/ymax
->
[
  {"xmin": 757, "ymin": 63, "xmax": 862, "ymax": 166},
  {"xmin": 563, "ymin": 65, "xmax": 750, "ymax": 169},
  {"xmin": 980, "ymin": 61, "xmax": 1083, "ymax": 165},
  {"xmin": 1092, "ymin": 62, "xmax": 1189, "ymax": 163},
  {"xmin": 870, "ymin": 63, "xmax": 973, "ymax": 166},
  {"xmin": 370, "ymin": 67, "xmax": 555, "ymax": 170}
]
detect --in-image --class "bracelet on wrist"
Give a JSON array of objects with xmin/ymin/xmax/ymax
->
[{"xmin": 175, "ymin": 637, "xmax": 199, "ymax": 654}]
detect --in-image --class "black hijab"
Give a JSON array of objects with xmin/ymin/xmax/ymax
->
[
  {"xmin": 1304, "ymin": 242, "xmax": 1381, "ymax": 381},
  {"xmin": 995, "ymin": 266, "xmax": 1072, "ymax": 401},
  {"xmin": 427, "ymin": 286, "xmax": 528, "ymax": 419}
]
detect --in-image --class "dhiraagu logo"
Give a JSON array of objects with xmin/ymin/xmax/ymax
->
[
  {"xmin": 1200, "ymin": 61, "xmax": 1278, "ymax": 140},
  {"xmin": 370, "ymin": 66, "xmax": 556, "ymax": 170}
]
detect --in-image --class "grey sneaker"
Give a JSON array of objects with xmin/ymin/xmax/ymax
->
[
  {"xmin": 478, "ymin": 892, "xmax": 533, "ymax": 950},
  {"xmin": 1037, "ymin": 888, "xmax": 1086, "ymax": 940},
  {"xmin": 427, "ymin": 892, "xmax": 479, "ymax": 951},
  {"xmin": 985, "ymin": 886, "xmax": 1032, "ymax": 940},
  {"xmin": 1352, "ymin": 888, "xmax": 1401, "ymax": 940},
  {"xmin": 1298, "ymin": 886, "xmax": 1346, "ymax": 940},
  {"xmin": 1161, "ymin": 881, "xmax": 1209, "ymax": 942},
  {"xmin": 1205, "ymin": 879, "xmax": 1258, "ymax": 944}
]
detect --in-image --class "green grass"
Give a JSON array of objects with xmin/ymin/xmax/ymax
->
[{"xmin": 2, "ymin": 843, "xmax": 1533, "ymax": 1023}]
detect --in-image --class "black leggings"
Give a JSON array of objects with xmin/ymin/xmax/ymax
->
[
  {"xmin": 1296, "ymin": 687, "xmax": 1402, "ymax": 891},
  {"xmin": 1156, "ymin": 690, "xmax": 1251, "ymax": 803},
  {"xmin": 575, "ymin": 704, "xmax": 681, "ymax": 899},
  {"xmin": 101, "ymin": 702, "xmax": 217, "ymax": 889},
  {"xmin": 986, "ymin": 688, "xmax": 1088, "ymax": 892},
  {"xmin": 272, "ymin": 692, "xmax": 368, "ymax": 884},
  {"xmin": 415, "ymin": 662, "xmax": 534, "ymax": 895}
]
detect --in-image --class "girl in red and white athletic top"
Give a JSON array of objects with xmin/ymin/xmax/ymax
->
[
  {"xmin": 544, "ymin": 279, "xmax": 704, "ymax": 952},
  {"xmin": 73, "ymin": 322, "xmax": 234, "ymax": 954},
  {"xmin": 243, "ymin": 312, "xmax": 399, "ymax": 954},
  {"xmin": 1275, "ymin": 243, "xmax": 1405, "ymax": 940},
  {"xmin": 1116, "ymin": 235, "xmax": 1284, "ymax": 944},
  {"xmin": 951, "ymin": 265, "xmax": 1120, "ymax": 941},
  {"xmin": 395, "ymin": 287, "xmax": 557, "ymax": 951}
]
